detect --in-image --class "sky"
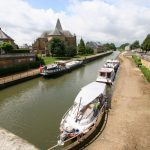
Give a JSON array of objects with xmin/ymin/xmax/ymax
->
[{"xmin": 0, "ymin": 0, "xmax": 150, "ymax": 46}]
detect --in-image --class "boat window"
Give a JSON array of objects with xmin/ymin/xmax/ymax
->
[
  {"xmin": 107, "ymin": 73, "xmax": 111, "ymax": 78},
  {"xmin": 100, "ymin": 72, "xmax": 105, "ymax": 77}
]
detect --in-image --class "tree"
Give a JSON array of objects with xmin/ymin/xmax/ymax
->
[
  {"xmin": 78, "ymin": 38, "xmax": 86, "ymax": 55},
  {"xmin": 130, "ymin": 40, "xmax": 140, "ymax": 50},
  {"xmin": 119, "ymin": 43, "xmax": 130, "ymax": 50},
  {"xmin": 0, "ymin": 42, "xmax": 14, "ymax": 53},
  {"xmin": 85, "ymin": 46, "xmax": 94, "ymax": 54},
  {"xmin": 103, "ymin": 43, "xmax": 116, "ymax": 51},
  {"xmin": 48, "ymin": 38, "xmax": 65, "ymax": 57},
  {"xmin": 141, "ymin": 34, "xmax": 150, "ymax": 52},
  {"xmin": 65, "ymin": 45, "xmax": 77, "ymax": 57}
]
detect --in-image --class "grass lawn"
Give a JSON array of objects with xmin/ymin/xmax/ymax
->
[{"xmin": 41, "ymin": 57, "xmax": 58, "ymax": 65}]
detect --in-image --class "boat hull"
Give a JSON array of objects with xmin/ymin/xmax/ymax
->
[
  {"xmin": 60, "ymin": 109, "xmax": 107, "ymax": 150},
  {"xmin": 41, "ymin": 61, "xmax": 83, "ymax": 78}
]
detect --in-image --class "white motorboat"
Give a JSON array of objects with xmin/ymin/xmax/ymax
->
[
  {"xmin": 104, "ymin": 59, "xmax": 120, "ymax": 72},
  {"xmin": 65, "ymin": 60, "xmax": 83, "ymax": 70},
  {"xmin": 58, "ymin": 82, "xmax": 107, "ymax": 145},
  {"xmin": 96, "ymin": 67, "xmax": 115, "ymax": 84}
]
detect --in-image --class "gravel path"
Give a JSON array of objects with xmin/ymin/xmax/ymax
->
[{"xmin": 86, "ymin": 54, "xmax": 150, "ymax": 150}]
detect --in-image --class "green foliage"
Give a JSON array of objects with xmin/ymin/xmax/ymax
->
[
  {"xmin": 29, "ymin": 61, "xmax": 41, "ymax": 68},
  {"xmin": 65, "ymin": 45, "xmax": 77, "ymax": 57},
  {"xmin": 132, "ymin": 55, "xmax": 142, "ymax": 67},
  {"xmin": 103, "ymin": 43, "xmax": 116, "ymax": 51},
  {"xmin": 85, "ymin": 46, "xmax": 94, "ymax": 54},
  {"xmin": 132, "ymin": 55, "xmax": 150, "ymax": 82},
  {"xmin": 141, "ymin": 34, "xmax": 150, "ymax": 52},
  {"xmin": 0, "ymin": 42, "xmax": 14, "ymax": 53},
  {"xmin": 119, "ymin": 43, "xmax": 130, "ymax": 50},
  {"xmin": 78, "ymin": 38, "xmax": 86, "ymax": 55},
  {"xmin": 130, "ymin": 40, "xmax": 140, "ymax": 50},
  {"xmin": 48, "ymin": 38, "xmax": 65, "ymax": 57},
  {"xmin": 140, "ymin": 65, "xmax": 150, "ymax": 82},
  {"xmin": 10, "ymin": 49, "xmax": 30, "ymax": 53}
]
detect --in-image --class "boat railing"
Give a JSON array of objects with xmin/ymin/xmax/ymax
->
[{"xmin": 61, "ymin": 105, "xmax": 74, "ymax": 125}]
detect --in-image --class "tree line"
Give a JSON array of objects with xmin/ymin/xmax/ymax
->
[
  {"xmin": 119, "ymin": 34, "xmax": 150, "ymax": 52},
  {"xmin": 48, "ymin": 38, "xmax": 117, "ymax": 57}
]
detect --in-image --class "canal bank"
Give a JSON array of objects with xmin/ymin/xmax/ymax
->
[
  {"xmin": 0, "ymin": 51, "xmax": 119, "ymax": 149},
  {"xmin": 86, "ymin": 53, "xmax": 150, "ymax": 150},
  {"xmin": 0, "ymin": 51, "xmax": 112, "ymax": 90},
  {"xmin": 0, "ymin": 128, "xmax": 38, "ymax": 150}
]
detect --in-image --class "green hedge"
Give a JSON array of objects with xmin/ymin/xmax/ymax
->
[
  {"xmin": 132, "ymin": 55, "xmax": 142, "ymax": 67},
  {"xmin": 0, "ymin": 61, "xmax": 41, "ymax": 76},
  {"xmin": 9, "ymin": 49, "xmax": 30, "ymax": 53},
  {"xmin": 140, "ymin": 65, "xmax": 150, "ymax": 82}
]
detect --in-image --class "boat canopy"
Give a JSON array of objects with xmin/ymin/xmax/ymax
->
[
  {"xmin": 46, "ymin": 64, "xmax": 57, "ymax": 69},
  {"xmin": 99, "ymin": 67, "xmax": 114, "ymax": 73},
  {"xmin": 74, "ymin": 82, "xmax": 106, "ymax": 107},
  {"xmin": 106, "ymin": 59, "xmax": 119, "ymax": 63}
]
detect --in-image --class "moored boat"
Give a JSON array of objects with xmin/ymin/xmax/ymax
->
[
  {"xmin": 58, "ymin": 82, "xmax": 108, "ymax": 146},
  {"xmin": 40, "ymin": 60, "xmax": 83, "ymax": 78},
  {"xmin": 104, "ymin": 59, "xmax": 120, "ymax": 72},
  {"xmin": 96, "ymin": 67, "xmax": 115, "ymax": 84}
]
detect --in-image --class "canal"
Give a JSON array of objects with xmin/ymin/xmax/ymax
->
[{"xmin": 0, "ymin": 51, "xmax": 119, "ymax": 149}]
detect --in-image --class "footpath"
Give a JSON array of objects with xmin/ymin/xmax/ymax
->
[{"xmin": 86, "ymin": 53, "xmax": 150, "ymax": 150}]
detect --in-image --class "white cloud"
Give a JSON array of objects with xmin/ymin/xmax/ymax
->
[{"xmin": 0, "ymin": 0, "xmax": 150, "ymax": 46}]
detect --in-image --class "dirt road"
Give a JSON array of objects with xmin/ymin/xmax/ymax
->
[{"xmin": 86, "ymin": 54, "xmax": 150, "ymax": 150}]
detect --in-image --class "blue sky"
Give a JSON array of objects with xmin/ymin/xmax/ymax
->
[{"xmin": 25, "ymin": 0, "xmax": 69, "ymax": 11}]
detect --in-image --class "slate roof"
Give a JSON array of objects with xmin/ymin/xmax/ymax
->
[
  {"xmin": 86, "ymin": 41, "xmax": 102, "ymax": 49},
  {"xmin": 49, "ymin": 19, "xmax": 73, "ymax": 37},
  {"xmin": 0, "ymin": 28, "xmax": 13, "ymax": 40}
]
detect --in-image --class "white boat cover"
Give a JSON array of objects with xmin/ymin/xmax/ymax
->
[{"xmin": 74, "ymin": 82, "xmax": 106, "ymax": 107}]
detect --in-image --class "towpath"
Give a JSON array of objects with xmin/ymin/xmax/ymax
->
[{"xmin": 86, "ymin": 53, "xmax": 150, "ymax": 150}]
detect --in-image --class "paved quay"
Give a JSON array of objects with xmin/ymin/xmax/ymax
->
[
  {"xmin": 0, "ymin": 128, "xmax": 38, "ymax": 150},
  {"xmin": 86, "ymin": 53, "xmax": 150, "ymax": 150}
]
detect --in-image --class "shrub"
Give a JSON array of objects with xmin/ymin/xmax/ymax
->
[
  {"xmin": 132, "ymin": 55, "xmax": 142, "ymax": 67},
  {"xmin": 10, "ymin": 49, "xmax": 30, "ymax": 53},
  {"xmin": 140, "ymin": 65, "xmax": 150, "ymax": 82},
  {"xmin": 29, "ymin": 61, "xmax": 41, "ymax": 68}
]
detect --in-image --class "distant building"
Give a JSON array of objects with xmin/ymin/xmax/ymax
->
[
  {"xmin": 19, "ymin": 43, "xmax": 30, "ymax": 49},
  {"xmin": 0, "ymin": 28, "xmax": 18, "ymax": 49},
  {"xmin": 86, "ymin": 41, "xmax": 105, "ymax": 54},
  {"xmin": 32, "ymin": 19, "xmax": 76, "ymax": 54},
  {"xmin": 125, "ymin": 45, "xmax": 130, "ymax": 51}
]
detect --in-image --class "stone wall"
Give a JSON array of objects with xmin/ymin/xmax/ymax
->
[{"xmin": 0, "ymin": 54, "xmax": 36, "ymax": 68}]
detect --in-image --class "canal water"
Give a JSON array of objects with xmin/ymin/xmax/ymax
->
[{"xmin": 0, "ymin": 51, "xmax": 119, "ymax": 149}]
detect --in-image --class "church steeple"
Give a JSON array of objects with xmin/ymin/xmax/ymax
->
[{"xmin": 55, "ymin": 19, "xmax": 63, "ymax": 31}]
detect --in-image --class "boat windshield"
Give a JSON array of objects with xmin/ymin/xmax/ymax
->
[
  {"xmin": 100, "ymin": 72, "xmax": 106, "ymax": 77},
  {"xmin": 107, "ymin": 72, "xmax": 111, "ymax": 78}
]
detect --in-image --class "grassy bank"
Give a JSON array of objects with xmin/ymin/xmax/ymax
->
[
  {"xmin": 40, "ymin": 51, "xmax": 113, "ymax": 65},
  {"xmin": 132, "ymin": 55, "xmax": 150, "ymax": 82}
]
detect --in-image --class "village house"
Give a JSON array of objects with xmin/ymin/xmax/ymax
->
[
  {"xmin": 86, "ymin": 41, "xmax": 105, "ymax": 54},
  {"xmin": 0, "ymin": 28, "xmax": 18, "ymax": 50}
]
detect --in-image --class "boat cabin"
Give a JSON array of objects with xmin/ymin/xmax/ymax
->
[{"xmin": 96, "ymin": 67, "xmax": 115, "ymax": 84}]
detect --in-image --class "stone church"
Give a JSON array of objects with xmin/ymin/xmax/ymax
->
[{"xmin": 32, "ymin": 19, "xmax": 76, "ymax": 54}]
